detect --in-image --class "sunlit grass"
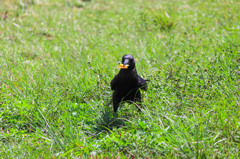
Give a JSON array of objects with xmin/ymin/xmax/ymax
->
[{"xmin": 0, "ymin": 0, "xmax": 240, "ymax": 158}]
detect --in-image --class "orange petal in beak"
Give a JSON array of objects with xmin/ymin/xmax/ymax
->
[{"xmin": 117, "ymin": 64, "xmax": 129, "ymax": 69}]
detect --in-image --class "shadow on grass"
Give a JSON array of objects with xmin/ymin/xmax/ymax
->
[{"xmin": 94, "ymin": 103, "xmax": 126, "ymax": 134}]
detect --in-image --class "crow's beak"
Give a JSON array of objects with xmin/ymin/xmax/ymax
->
[{"xmin": 117, "ymin": 63, "xmax": 129, "ymax": 69}]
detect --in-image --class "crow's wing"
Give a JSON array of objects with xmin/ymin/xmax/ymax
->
[
  {"xmin": 138, "ymin": 75, "xmax": 147, "ymax": 91},
  {"xmin": 110, "ymin": 75, "xmax": 118, "ymax": 90}
]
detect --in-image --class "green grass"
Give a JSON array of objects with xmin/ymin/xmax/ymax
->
[{"xmin": 0, "ymin": 0, "xmax": 240, "ymax": 158}]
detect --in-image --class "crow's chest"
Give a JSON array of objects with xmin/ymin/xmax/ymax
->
[{"xmin": 115, "ymin": 75, "xmax": 139, "ymax": 91}]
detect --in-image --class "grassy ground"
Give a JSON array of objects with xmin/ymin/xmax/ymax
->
[{"xmin": 0, "ymin": 0, "xmax": 240, "ymax": 158}]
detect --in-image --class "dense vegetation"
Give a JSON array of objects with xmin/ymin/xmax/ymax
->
[{"xmin": 0, "ymin": 0, "xmax": 239, "ymax": 158}]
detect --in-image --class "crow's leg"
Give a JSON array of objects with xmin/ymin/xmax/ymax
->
[{"xmin": 113, "ymin": 96, "xmax": 121, "ymax": 113}]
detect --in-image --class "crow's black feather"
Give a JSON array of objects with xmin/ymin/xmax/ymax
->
[{"xmin": 111, "ymin": 54, "xmax": 148, "ymax": 112}]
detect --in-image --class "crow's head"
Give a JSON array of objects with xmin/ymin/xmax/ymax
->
[{"xmin": 117, "ymin": 54, "xmax": 136, "ymax": 70}]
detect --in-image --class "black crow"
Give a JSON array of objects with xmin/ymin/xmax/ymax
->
[{"xmin": 110, "ymin": 54, "xmax": 147, "ymax": 112}]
